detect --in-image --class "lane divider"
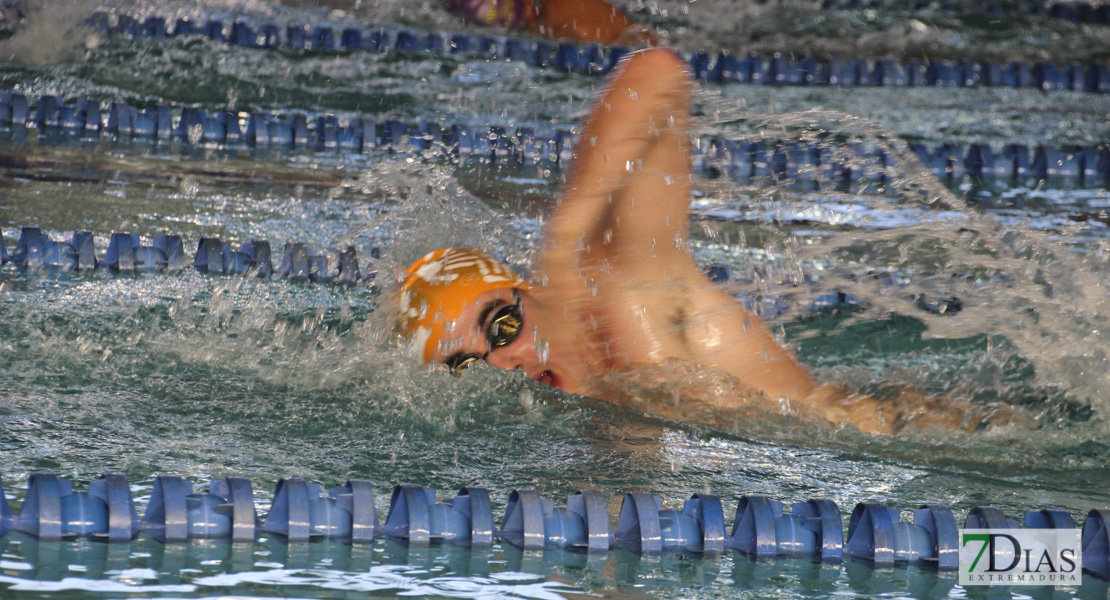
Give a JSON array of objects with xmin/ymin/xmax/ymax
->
[
  {"xmin": 812, "ymin": 0, "xmax": 1110, "ymax": 26},
  {"xmin": 0, "ymin": 226, "xmax": 373, "ymax": 284},
  {"xmin": 90, "ymin": 12, "xmax": 1110, "ymax": 93},
  {"xmin": 0, "ymin": 224, "xmax": 862, "ymax": 317},
  {"xmin": 3, "ymin": 92, "xmax": 1109, "ymax": 186},
  {"xmin": 0, "ymin": 471, "xmax": 1107, "ymax": 577},
  {"xmin": 0, "ymin": 224, "xmax": 1010, "ymax": 321}
]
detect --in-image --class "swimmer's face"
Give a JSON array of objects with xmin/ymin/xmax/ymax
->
[{"xmin": 431, "ymin": 287, "xmax": 579, "ymax": 393}]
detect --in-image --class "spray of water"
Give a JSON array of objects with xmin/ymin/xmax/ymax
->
[
  {"xmin": 0, "ymin": 0, "xmax": 100, "ymax": 66},
  {"xmin": 683, "ymin": 88, "xmax": 1110, "ymax": 444},
  {"xmin": 2, "ymin": 0, "xmax": 1108, "ymax": 491}
]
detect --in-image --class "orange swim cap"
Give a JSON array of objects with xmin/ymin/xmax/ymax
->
[{"xmin": 399, "ymin": 248, "xmax": 533, "ymax": 362}]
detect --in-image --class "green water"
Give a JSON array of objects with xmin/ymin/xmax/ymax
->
[{"xmin": 2, "ymin": 0, "xmax": 1110, "ymax": 598}]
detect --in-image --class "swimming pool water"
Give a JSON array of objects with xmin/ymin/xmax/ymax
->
[{"xmin": 1, "ymin": 1, "xmax": 1109, "ymax": 598}]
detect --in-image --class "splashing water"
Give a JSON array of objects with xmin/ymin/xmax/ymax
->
[{"xmin": 1, "ymin": 1, "xmax": 1110, "ymax": 598}]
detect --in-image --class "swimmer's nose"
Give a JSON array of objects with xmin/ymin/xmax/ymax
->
[{"xmin": 485, "ymin": 338, "xmax": 530, "ymax": 372}]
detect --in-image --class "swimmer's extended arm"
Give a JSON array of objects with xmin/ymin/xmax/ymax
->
[{"xmin": 544, "ymin": 49, "xmax": 692, "ymax": 269}]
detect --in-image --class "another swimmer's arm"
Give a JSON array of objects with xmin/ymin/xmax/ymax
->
[
  {"xmin": 546, "ymin": 49, "xmax": 691, "ymax": 260},
  {"xmin": 527, "ymin": 0, "xmax": 654, "ymax": 45}
]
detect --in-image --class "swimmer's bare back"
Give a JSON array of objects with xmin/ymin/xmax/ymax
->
[{"xmin": 537, "ymin": 50, "xmax": 818, "ymax": 404}]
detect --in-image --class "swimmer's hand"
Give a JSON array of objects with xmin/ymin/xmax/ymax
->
[{"xmin": 801, "ymin": 384, "xmax": 894, "ymax": 435}]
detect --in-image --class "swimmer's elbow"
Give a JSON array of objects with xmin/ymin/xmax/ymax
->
[
  {"xmin": 622, "ymin": 48, "xmax": 687, "ymax": 73},
  {"xmin": 616, "ymin": 49, "xmax": 691, "ymax": 94}
]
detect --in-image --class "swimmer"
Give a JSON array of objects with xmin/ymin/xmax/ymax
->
[
  {"xmin": 446, "ymin": 0, "xmax": 657, "ymax": 46},
  {"xmin": 399, "ymin": 49, "xmax": 1015, "ymax": 435}
]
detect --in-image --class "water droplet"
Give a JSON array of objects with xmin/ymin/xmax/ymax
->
[
  {"xmin": 187, "ymin": 123, "xmax": 203, "ymax": 145},
  {"xmin": 535, "ymin": 338, "xmax": 549, "ymax": 364}
]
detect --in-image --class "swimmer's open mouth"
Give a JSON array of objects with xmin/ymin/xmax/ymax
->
[{"xmin": 535, "ymin": 370, "xmax": 562, "ymax": 390}]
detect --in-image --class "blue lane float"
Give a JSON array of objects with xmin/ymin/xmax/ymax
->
[
  {"xmin": 3, "ymin": 91, "xmax": 1109, "ymax": 187},
  {"xmin": 499, "ymin": 489, "xmax": 612, "ymax": 551},
  {"xmin": 0, "ymin": 471, "xmax": 1106, "ymax": 580},
  {"xmin": 0, "ymin": 473, "xmax": 10, "ymax": 539},
  {"xmin": 1084, "ymin": 509, "xmax": 1110, "ymax": 580},
  {"xmin": 382, "ymin": 485, "xmax": 494, "ymax": 546},
  {"xmin": 263, "ymin": 478, "xmax": 381, "ymax": 542},
  {"xmin": 613, "ymin": 492, "xmax": 726, "ymax": 554},
  {"xmin": 89, "ymin": 11, "xmax": 1110, "ymax": 94},
  {"xmin": 844, "ymin": 503, "xmax": 958, "ymax": 568},
  {"xmin": 11, "ymin": 473, "xmax": 140, "ymax": 542},
  {"xmin": 730, "ymin": 496, "xmax": 843, "ymax": 560},
  {"xmin": 143, "ymin": 476, "xmax": 224, "ymax": 542},
  {"xmin": 6, "ymin": 227, "xmax": 97, "ymax": 271}
]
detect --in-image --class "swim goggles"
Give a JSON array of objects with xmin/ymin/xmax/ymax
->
[{"xmin": 444, "ymin": 292, "xmax": 523, "ymax": 375}]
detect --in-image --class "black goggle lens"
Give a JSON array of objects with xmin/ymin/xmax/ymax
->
[
  {"xmin": 446, "ymin": 353, "xmax": 482, "ymax": 376},
  {"xmin": 443, "ymin": 297, "xmax": 524, "ymax": 376},
  {"xmin": 487, "ymin": 302, "xmax": 523, "ymax": 349}
]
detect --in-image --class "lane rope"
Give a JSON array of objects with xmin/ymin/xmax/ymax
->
[
  {"xmin": 0, "ymin": 225, "xmax": 870, "ymax": 319},
  {"xmin": 810, "ymin": 0, "xmax": 1110, "ymax": 26},
  {"xmin": 87, "ymin": 11, "xmax": 1110, "ymax": 94},
  {"xmin": 0, "ymin": 471, "xmax": 1106, "ymax": 578},
  {"xmin": 3, "ymin": 91, "xmax": 1109, "ymax": 186},
  {"xmin": 0, "ymin": 226, "xmax": 372, "ymax": 285}
]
